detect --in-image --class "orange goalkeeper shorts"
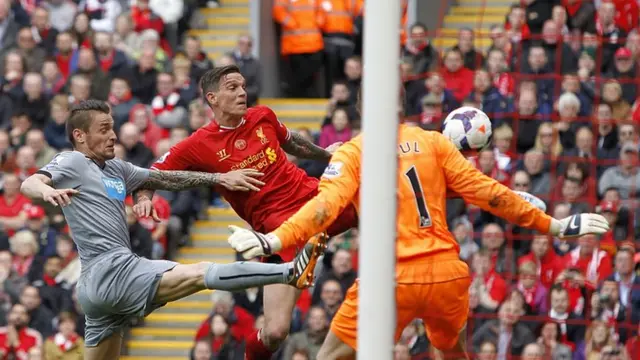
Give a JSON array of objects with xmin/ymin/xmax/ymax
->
[{"xmin": 330, "ymin": 259, "xmax": 471, "ymax": 351}]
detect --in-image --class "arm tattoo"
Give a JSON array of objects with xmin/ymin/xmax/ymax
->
[
  {"xmin": 140, "ymin": 170, "xmax": 221, "ymax": 191},
  {"xmin": 282, "ymin": 132, "xmax": 332, "ymax": 161}
]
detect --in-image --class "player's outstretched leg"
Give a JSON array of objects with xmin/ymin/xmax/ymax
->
[
  {"xmin": 154, "ymin": 232, "xmax": 328, "ymax": 303},
  {"xmin": 245, "ymin": 234, "xmax": 329, "ymax": 360}
]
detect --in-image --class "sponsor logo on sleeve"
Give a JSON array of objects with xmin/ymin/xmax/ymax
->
[
  {"xmin": 44, "ymin": 155, "xmax": 66, "ymax": 170},
  {"xmin": 102, "ymin": 177, "xmax": 126, "ymax": 201},
  {"xmin": 322, "ymin": 162, "xmax": 343, "ymax": 179}
]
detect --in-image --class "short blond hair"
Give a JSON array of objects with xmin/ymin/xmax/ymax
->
[
  {"xmin": 493, "ymin": 124, "xmax": 513, "ymax": 141},
  {"xmin": 9, "ymin": 230, "xmax": 39, "ymax": 255}
]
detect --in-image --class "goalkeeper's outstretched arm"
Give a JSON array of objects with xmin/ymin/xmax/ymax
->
[{"xmin": 435, "ymin": 133, "xmax": 609, "ymax": 238}]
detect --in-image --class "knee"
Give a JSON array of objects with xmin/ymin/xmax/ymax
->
[{"xmin": 262, "ymin": 319, "xmax": 290, "ymax": 345}]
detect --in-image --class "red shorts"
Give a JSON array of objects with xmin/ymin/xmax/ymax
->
[{"xmin": 259, "ymin": 203, "xmax": 358, "ymax": 263}]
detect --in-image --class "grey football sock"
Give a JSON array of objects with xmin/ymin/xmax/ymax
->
[{"xmin": 204, "ymin": 261, "xmax": 293, "ymax": 291}]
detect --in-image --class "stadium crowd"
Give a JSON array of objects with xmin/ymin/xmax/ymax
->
[{"xmin": 1, "ymin": 0, "xmax": 640, "ymax": 359}]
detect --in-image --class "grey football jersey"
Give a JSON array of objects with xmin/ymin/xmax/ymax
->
[{"xmin": 38, "ymin": 151, "xmax": 149, "ymax": 267}]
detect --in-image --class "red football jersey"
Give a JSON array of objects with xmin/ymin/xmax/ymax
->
[
  {"xmin": 0, "ymin": 194, "xmax": 31, "ymax": 237},
  {"xmin": 152, "ymin": 106, "xmax": 318, "ymax": 233},
  {"xmin": 138, "ymin": 195, "xmax": 171, "ymax": 249},
  {"xmin": 0, "ymin": 326, "xmax": 42, "ymax": 360}
]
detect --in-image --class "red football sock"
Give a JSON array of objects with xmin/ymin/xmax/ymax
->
[{"xmin": 244, "ymin": 329, "xmax": 275, "ymax": 360}]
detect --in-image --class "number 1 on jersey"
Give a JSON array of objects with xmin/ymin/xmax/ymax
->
[{"xmin": 404, "ymin": 166, "xmax": 432, "ymax": 228}]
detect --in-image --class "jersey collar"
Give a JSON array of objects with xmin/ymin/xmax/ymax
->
[{"xmin": 217, "ymin": 118, "xmax": 246, "ymax": 131}]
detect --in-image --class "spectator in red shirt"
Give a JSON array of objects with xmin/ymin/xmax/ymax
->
[
  {"xmin": 43, "ymin": 311, "xmax": 83, "ymax": 359},
  {"xmin": 486, "ymin": 48, "xmax": 514, "ymax": 98},
  {"xmin": 199, "ymin": 314, "xmax": 244, "ymax": 359},
  {"xmin": 131, "ymin": 0, "xmax": 163, "ymax": 35},
  {"xmin": 136, "ymin": 194, "xmax": 170, "ymax": 258},
  {"xmin": 0, "ymin": 174, "xmax": 30, "ymax": 238},
  {"xmin": 609, "ymin": 0, "xmax": 639, "ymax": 33},
  {"xmin": 505, "ymin": 4, "xmax": 530, "ymax": 44},
  {"xmin": 93, "ymin": 31, "xmax": 131, "ymax": 80},
  {"xmin": 440, "ymin": 48, "xmax": 473, "ymax": 103},
  {"xmin": 0, "ymin": 303, "xmax": 42, "ymax": 359},
  {"xmin": 626, "ymin": 322, "xmax": 640, "ymax": 360},
  {"xmin": 131, "ymin": 0, "xmax": 172, "ymax": 56},
  {"xmin": 195, "ymin": 290, "xmax": 255, "ymax": 343},
  {"xmin": 471, "ymin": 148, "xmax": 510, "ymax": 186},
  {"xmin": 70, "ymin": 12, "xmax": 93, "ymax": 49},
  {"xmin": 469, "ymin": 250, "xmax": 507, "ymax": 315},
  {"xmin": 41, "ymin": 59, "xmax": 66, "ymax": 98},
  {"xmin": 31, "ymin": 7, "xmax": 58, "ymax": 55},
  {"xmin": 548, "ymin": 285, "xmax": 585, "ymax": 348},
  {"xmin": 54, "ymin": 32, "xmax": 75, "ymax": 80},
  {"xmin": 480, "ymin": 223, "xmax": 514, "ymax": 275},
  {"xmin": 564, "ymin": 234, "xmax": 613, "ymax": 287},
  {"xmin": 518, "ymin": 234, "xmax": 564, "ymax": 289},
  {"xmin": 14, "ymin": 146, "xmax": 37, "ymax": 182},
  {"xmin": 128, "ymin": 104, "xmax": 165, "ymax": 153},
  {"xmin": 0, "ymin": 131, "xmax": 17, "ymax": 173},
  {"xmin": 10, "ymin": 231, "xmax": 43, "ymax": 283}
]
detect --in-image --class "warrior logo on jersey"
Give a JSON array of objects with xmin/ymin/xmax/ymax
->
[
  {"xmin": 322, "ymin": 162, "xmax": 343, "ymax": 179},
  {"xmin": 217, "ymin": 149, "xmax": 230, "ymax": 161},
  {"xmin": 235, "ymin": 139, "xmax": 247, "ymax": 150},
  {"xmin": 256, "ymin": 127, "xmax": 269, "ymax": 144}
]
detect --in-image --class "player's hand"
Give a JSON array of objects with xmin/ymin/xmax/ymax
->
[
  {"xmin": 549, "ymin": 213, "xmax": 610, "ymax": 239},
  {"xmin": 513, "ymin": 191, "xmax": 547, "ymax": 212},
  {"xmin": 43, "ymin": 188, "xmax": 79, "ymax": 207},
  {"xmin": 133, "ymin": 197, "xmax": 161, "ymax": 222},
  {"xmin": 227, "ymin": 225, "xmax": 282, "ymax": 259},
  {"xmin": 219, "ymin": 169, "xmax": 265, "ymax": 192},
  {"xmin": 325, "ymin": 142, "xmax": 343, "ymax": 154}
]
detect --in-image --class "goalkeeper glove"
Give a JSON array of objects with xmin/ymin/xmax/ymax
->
[
  {"xmin": 549, "ymin": 213, "xmax": 610, "ymax": 239},
  {"xmin": 227, "ymin": 225, "xmax": 282, "ymax": 260}
]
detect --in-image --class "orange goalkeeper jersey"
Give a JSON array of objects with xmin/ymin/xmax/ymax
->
[{"xmin": 273, "ymin": 125, "xmax": 552, "ymax": 274}]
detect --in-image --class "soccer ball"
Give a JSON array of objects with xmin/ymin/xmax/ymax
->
[{"xmin": 442, "ymin": 106, "xmax": 492, "ymax": 151}]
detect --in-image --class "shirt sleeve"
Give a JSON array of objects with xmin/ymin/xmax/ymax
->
[
  {"xmin": 435, "ymin": 132, "xmax": 552, "ymax": 233},
  {"xmin": 151, "ymin": 136, "xmax": 199, "ymax": 171},
  {"xmin": 262, "ymin": 106, "xmax": 291, "ymax": 143},
  {"xmin": 114, "ymin": 159, "xmax": 150, "ymax": 194},
  {"xmin": 37, "ymin": 152, "xmax": 86, "ymax": 188},
  {"xmin": 273, "ymin": 140, "xmax": 361, "ymax": 248}
]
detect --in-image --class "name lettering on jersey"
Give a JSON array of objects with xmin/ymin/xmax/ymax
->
[
  {"xmin": 231, "ymin": 149, "xmax": 269, "ymax": 171},
  {"xmin": 217, "ymin": 149, "xmax": 231, "ymax": 161},
  {"xmin": 322, "ymin": 162, "xmax": 343, "ymax": 179},
  {"xmin": 102, "ymin": 177, "xmax": 126, "ymax": 201},
  {"xmin": 256, "ymin": 127, "xmax": 269, "ymax": 145},
  {"xmin": 398, "ymin": 141, "xmax": 420, "ymax": 155}
]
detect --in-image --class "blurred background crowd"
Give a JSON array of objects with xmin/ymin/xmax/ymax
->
[{"xmin": 1, "ymin": 0, "xmax": 640, "ymax": 359}]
